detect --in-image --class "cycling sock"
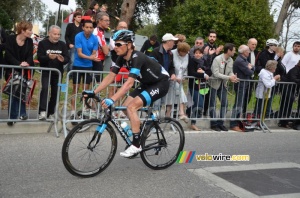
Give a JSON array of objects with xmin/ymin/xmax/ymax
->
[{"xmin": 132, "ymin": 133, "xmax": 140, "ymax": 147}]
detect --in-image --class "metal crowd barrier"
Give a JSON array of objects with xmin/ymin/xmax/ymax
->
[
  {"xmin": 0, "ymin": 65, "xmax": 61, "ymax": 137},
  {"xmin": 2, "ymin": 66, "xmax": 299, "ymax": 137}
]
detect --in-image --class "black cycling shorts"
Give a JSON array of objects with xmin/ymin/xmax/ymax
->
[
  {"xmin": 72, "ymin": 66, "xmax": 92, "ymax": 84},
  {"xmin": 129, "ymin": 77, "xmax": 170, "ymax": 107}
]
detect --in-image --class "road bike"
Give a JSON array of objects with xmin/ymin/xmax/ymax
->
[{"xmin": 62, "ymin": 96, "xmax": 185, "ymax": 178}]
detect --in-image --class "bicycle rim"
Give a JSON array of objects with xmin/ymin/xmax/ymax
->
[
  {"xmin": 62, "ymin": 119, "xmax": 117, "ymax": 177},
  {"xmin": 140, "ymin": 118, "xmax": 185, "ymax": 170}
]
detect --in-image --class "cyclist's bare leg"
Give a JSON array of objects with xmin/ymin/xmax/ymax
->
[{"xmin": 123, "ymin": 96, "xmax": 143, "ymax": 133}]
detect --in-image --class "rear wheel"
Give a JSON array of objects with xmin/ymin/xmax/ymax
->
[
  {"xmin": 140, "ymin": 117, "xmax": 185, "ymax": 170},
  {"xmin": 62, "ymin": 119, "xmax": 117, "ymax": 177}
]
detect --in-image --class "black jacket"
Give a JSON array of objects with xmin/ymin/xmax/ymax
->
[
  {"xmin": 150, "ymin": 44, "xmax": 175, "ymax": 76},
  {"xmin": 5, "ymin": 35, "xmax": 34, "ymax": 78},
  {"xmin": 37, "ymin": 39, "xmax": 70, "ymax": 75},
  {"xmin": 65, "ymin": 23, "xmax": 82, "ymax": 49},
  {"xmin": 281, "ymin": 65, "xmax": 300, "ymax": 85},
  {"xmin": 188, "ymin": 56, "xmax": 205, "ymax": 90},
  {"xmin": 256, "ymin": 49, "xmax": 275, "ymax": 74},
  {"xmin": 140, "ymin": 40, "xmax": 160, "ymax": 56}
]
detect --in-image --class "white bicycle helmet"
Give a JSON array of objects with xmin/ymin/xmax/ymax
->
[{"xmin": 266, "ymin": 39, "xmax": 279, "ymax": 46}]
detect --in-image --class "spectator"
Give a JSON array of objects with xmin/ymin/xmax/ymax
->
[
  {"xmin": 230, "ymin": 45, "xmax": 254, "ymax": 132},
  {"xmin": 84, "ymin": 1, "xmax": 99, "ymax": 27},
  {"xmin": 256, "ymin": 38, "xmax": 279, "ymax": 117},
  {"xmin": 65, "ymin": 11, "xmax": 82, "ymax": 73},
  {"xmin": 93, "ymin": 12, "xmax": 110, "ymax": 82},
  {"xmin": 189, "ymin": 37, "xmax": 204, "ymax": 57},
  {"xmin": 140, "ymin": 35, "xmax": 160, "ymax": 56},
  {"xmin": 165, "ymin": 42, "xmax": 190, "ymax": 122},
  {"xmin": 37, "ymin": 25, "xmax": 70, "ymax": 120},
  {"xmin": 84, "ymin": 0, "xmax": 99, "ymax": 17},
  {"xmin": 100, "ymin": 4, "xmax": 120, "ymax": 21},
  {"xmin": 150, "ymin": 33, "xmax": 177, "ymax": 112},
  {"xmin": 246, "ymin": 38, "xmax": 259, "ymax": 106},
  {"xmin": 278, "ymin": 60, "xmax": 300, "ymax": 128},
  {"xmin": 71, "ymin": 20, "xmax": 100, "ymax": 123},
  {"xmin": 253, "ymin": 60, "xmax": 280, "ymax": 119},
  {"xmin": 281, "ymin": 41, "xmax": 300, "ymax": 73},
  {"xmin": 186, "ymin": 47, "xmax": 209, "ymax": 130},
  {"xmin": 256, "ymin": 38, "xmax": 278, "ymax": 74},
  {"xmin": 172, "ymin": 34, "xmax": 186, "ymax": 50},
  {"xmin": 274, "ymin": 47, "xmax": 286, "ymax": 77},
  {"xmin": 63, "ymin": 7, "xmax": 83, "ymax": 23},
  {"xmin": 0, "ymin": 24, "xmax": 7, "ymax": 79},
  {"xmin": 4, "ymin": 21, "xmax": 34, "ymax": 126},
  {"xmin": 208, "ymin": 43, "xmax": 237, "ymax": 132},
  {"xmin": 203, "ymin": 30, "xmax": 224, "ymax": 63}
]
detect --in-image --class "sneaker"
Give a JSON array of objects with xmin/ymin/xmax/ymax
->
[
  {"xmin": 211, "ymin": 126, "xmax": 221, "ymax": 132},
  {"xmin": 7, "ymin": 122, "xmax": 16, "ymax": 126},
  {"xmin": 120, "ymin": 145, "xmax": 142, "ymax": 158},
  {"xmin": 39, "ymin": 111, "xmax": 46, "ymax": 120},
  {"xmin": 48, "ymin": 114, "xmax": 55, "ymax": 120},
  {"xmin": 219, "ymin": 125, "xmax": 228, "ymax": 131},
  {"xmin": 19, "ymin": 115, "xmax": 28, "ymax": 120},
  {"xmin": 70, "ymin": 114, "xmax": 78, "ymax": 126}
]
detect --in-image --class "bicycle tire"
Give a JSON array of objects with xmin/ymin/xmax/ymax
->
[
  {"xmin": 62, "ymin": 119, "xmax": 117, "ymax": 177},
  {"xmin": 140, "ymin": 117, "xmax": 185, "ymax": 170}
]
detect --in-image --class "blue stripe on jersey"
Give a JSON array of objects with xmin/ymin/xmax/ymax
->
[
  {"xmin": 130, "ymin": 68, "xmax": 140, "ymax": 76},
  {"xmin": 141, "ymin": 91, "xmax": 151, "ymax": 106}
]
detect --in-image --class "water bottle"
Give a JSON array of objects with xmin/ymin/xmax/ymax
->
[{"xmin": 121, "ymin": 122, "xmax": 132, "ymax": 137}]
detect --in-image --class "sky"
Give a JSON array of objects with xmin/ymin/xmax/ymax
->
[{"xmin": 41, "ymin": 0, "xmax": 77, "ymax": 12}]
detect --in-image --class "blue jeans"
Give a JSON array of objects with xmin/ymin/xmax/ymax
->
[
  {"xmin": 209, "ymin": 84, "xmax": 228, "ymax": 127},
  {"xmin": 67, "ymin": 48, "xmax": 75, "ymax": 72},
  {"xmin": 8, "ymin": 96, "xmax": 26, "ymax": 119},
  {"xmin": 186, "ymin": 88, "xmax": 204, "ymax": 125},
  {"xmin": 230, "ymin": 84, "xmax": 250, "ymax": 128}
]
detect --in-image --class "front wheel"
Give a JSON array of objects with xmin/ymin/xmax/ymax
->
[
  {"xmin": 140, "ymin": 117, "xmax": 185, "ymax": 170},
  {"xmin": 62, "ymin": 119, "xmax": 117, "ymax": 177}
]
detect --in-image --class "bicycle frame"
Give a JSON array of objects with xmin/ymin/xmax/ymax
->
[{"xmin": 87, "ymin": 104, "xmax": 167, "ymax": 152}]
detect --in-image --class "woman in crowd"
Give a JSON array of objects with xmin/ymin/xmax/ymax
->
[
  {"xmin": 165, "ymin": 42, "xmax": 190, "ymax": 123},
  {"xmin": 5, "ymin": 21, "xmax": 34, "ymax": 126},
  {"xmin": 253, "ymin": 60, "xmax": 280, "ymax": 119}
]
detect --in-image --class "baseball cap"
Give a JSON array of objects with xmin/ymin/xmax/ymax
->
[{"xmin": 162, "ymin": 33, "xmax": 178, "ymax": 41}]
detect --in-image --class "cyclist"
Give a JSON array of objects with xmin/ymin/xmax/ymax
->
[{"xmin": 83, "ymin": 30, "xmax": 170, "ymax": 157}]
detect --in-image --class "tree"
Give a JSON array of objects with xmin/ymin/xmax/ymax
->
[
  {"xmin": 0, "ymin": 8, "xmax": 13, "ymax": 29},
  {"xmin": 157, "ymin": 0, "xmax": 275, "ymax": 50},
  {"xmin": 0, "ymin": 0, "xmax": 46, "ymax": 30},
  {"xmin": 120, "ymin": 0, "xmax": 137, "ymax": 25},
  {"xmin": 274, "ymin": 0, "xmax": 300, "ymax": 36}
]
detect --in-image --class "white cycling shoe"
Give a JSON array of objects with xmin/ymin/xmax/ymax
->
[{"xmin": 120, "ymin": 145, "xmax": 142, "ymax": 158}]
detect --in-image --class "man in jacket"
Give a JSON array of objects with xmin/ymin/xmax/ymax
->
[
  {"xmin": 230, "ymin": 45, "xmax": 254, "ymax": 132},
  {"xmin": 38, "ymin": 25, "xmax": 70, "ymax": 120},
  {"xmin": 150, "ymin": 33, "xmax": 177, "ymax": 111},
  {"xmin": 208, "ymin": 43, "xmax": 238, "ymax": 131}
]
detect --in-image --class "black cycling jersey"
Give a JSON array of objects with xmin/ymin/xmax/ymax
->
[{"xmin": 112, "ymin": 51, "xmax": 169, "ymax": 85}]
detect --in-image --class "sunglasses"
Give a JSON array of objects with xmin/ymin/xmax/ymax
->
[{"xmin": 115, "ymin": 42, "xmax": 128, "ymax": 47}]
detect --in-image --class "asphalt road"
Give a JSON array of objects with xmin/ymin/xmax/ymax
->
[{"xmin": 1, "ymin": 130, "xmax": 300, "ymax": 198}]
